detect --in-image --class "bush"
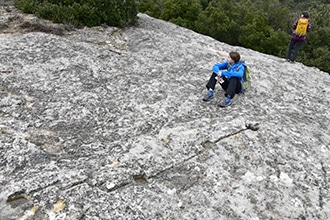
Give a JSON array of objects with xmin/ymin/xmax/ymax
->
[
  {"xmin": 14, "ymin": 0, "xmax": 138, "ymax": 28},
  {"xmin": 14, "ymin": 0, "xmax": 40, "ymax": 13}
]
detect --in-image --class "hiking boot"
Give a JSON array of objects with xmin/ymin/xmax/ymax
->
[
  {"xmin": 219, "ymin": 97, "xmax": 232, "ymax": 108},
  {"xmin": 203, "ymin": 90, "xmax": 214, "ymax": 101}
]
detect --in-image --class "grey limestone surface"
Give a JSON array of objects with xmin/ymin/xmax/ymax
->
[{"xmin": 0, "ymin": 9, "xmax": 330, "ymax": 220}]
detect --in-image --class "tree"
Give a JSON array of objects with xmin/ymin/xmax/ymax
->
[
  {"xmin": 138, "ymin": 0, "xmax": 163, "ymax": 18},
  {"xmin": 14, "ymin": 0, "xmax": 138, "ymax": 27},
  {"xmin": 160, "ymin": 0, "xmax": 202, "ymax": 29},
  {"xmin": 195, "ymin": 0, "xmax": 241, "ymax": 45}
]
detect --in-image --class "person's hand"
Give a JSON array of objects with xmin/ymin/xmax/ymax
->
[
  {"xmin": 217, "ymin": 78, "xmax": 224, "ymax": 84},
  {"xmin": 216, "ymin": 72, "xmax": 224, "ymax": 83}
]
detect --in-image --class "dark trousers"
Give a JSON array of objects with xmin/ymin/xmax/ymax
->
[
  {"xmin": 286, "ymin": 39, "xmax": 304, "ymax": 61},
  {"xmin": 206, "ymin": 72, "xmax": 241, "ymax": 98}
]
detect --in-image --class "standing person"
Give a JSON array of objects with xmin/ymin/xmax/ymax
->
[
  {"xmin": 286, "ymin": 11, "xmax": 311, "ymax": 63},
  {"xmin": 202, "ymin": 51, "xmax": 245, "ymax": 108}
]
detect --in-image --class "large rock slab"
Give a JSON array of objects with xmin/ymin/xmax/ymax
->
[{"xmin": 0, "ymin": 11, "xmax": 329, "ymax": 219}]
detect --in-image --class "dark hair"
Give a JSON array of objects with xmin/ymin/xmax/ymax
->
[
  {"xmin": 302, "ymin": 11, "xmax": 309, "ymax": 18},
  {"xmin": 229, "ymin": 51, "xmax": 241, "ymax": 63}
]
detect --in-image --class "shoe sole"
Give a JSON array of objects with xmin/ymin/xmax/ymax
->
[
  {"xmin": 203, "ymin": 96, "xmax": 214, "ymax": 102},
  {"xmin": 219, "ymin": 102, "xmax": 232, "ymax": 107}
]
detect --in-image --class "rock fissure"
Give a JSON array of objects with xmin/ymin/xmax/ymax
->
[
  {"xmin": 26, "ymin": 180, "xmax": 61, "ymax": 196},
  {"xmin": 319, "ymin": 161, "xmax": 328, "ymax": 209},
  {"xmin": 6, "ymin": 190, "xmax": 26, "ymax": 204},
  {"xmin": 319, "ymin": 187, "xmax": 324, "ymax": 209},
  {"xmin": 202, "ymin": 122, "xmax": 260, "ymax": 146}
]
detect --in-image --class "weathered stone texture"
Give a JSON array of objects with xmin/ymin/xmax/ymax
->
[{"xmin": 0, "ymin": 9, "xmax": 329, "ymax": 220}]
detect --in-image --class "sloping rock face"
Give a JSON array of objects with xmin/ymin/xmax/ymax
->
[{"xmin": 0, "ymin": 10, "xmax": 330, "ymax": 220}]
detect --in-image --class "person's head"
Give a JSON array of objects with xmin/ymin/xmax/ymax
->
[
  {"xmin": 228, "ymin": 51, "xmax": 241, "ymax": 64},
  {"xmin": 301, "ymin": 11, "xmax": 309, "ymax": 18}
]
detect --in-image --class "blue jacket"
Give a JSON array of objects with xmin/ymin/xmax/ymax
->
[{"xmin": 212, "ymin": 61, "xmax": 245, "ymax": 79}]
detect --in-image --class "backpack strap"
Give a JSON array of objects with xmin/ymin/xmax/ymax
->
[{"xmin": 235, "ymin": 64, "xmax": 246, "ymax": 81}]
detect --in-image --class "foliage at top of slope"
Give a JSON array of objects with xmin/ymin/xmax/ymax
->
[{"xmin": 14, "ymin": 0, "xmax": 138, "ymax": 27}]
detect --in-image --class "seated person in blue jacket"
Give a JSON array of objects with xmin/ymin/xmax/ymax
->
[{"xmin": 203, "ymin": 51, "xmax": 245, "ymax": 107}]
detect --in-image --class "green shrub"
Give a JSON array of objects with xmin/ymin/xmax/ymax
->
[
  {"xmin": 36, "ymin": 3, "xmax": 63, "ymax": 23},
  {"xmin": 14, "ymin": 0, "xmax": 138, "ymax": 28},
  {"xmin": 14, "ymin": 0, "xmax": 40, "ymax": 13}
]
